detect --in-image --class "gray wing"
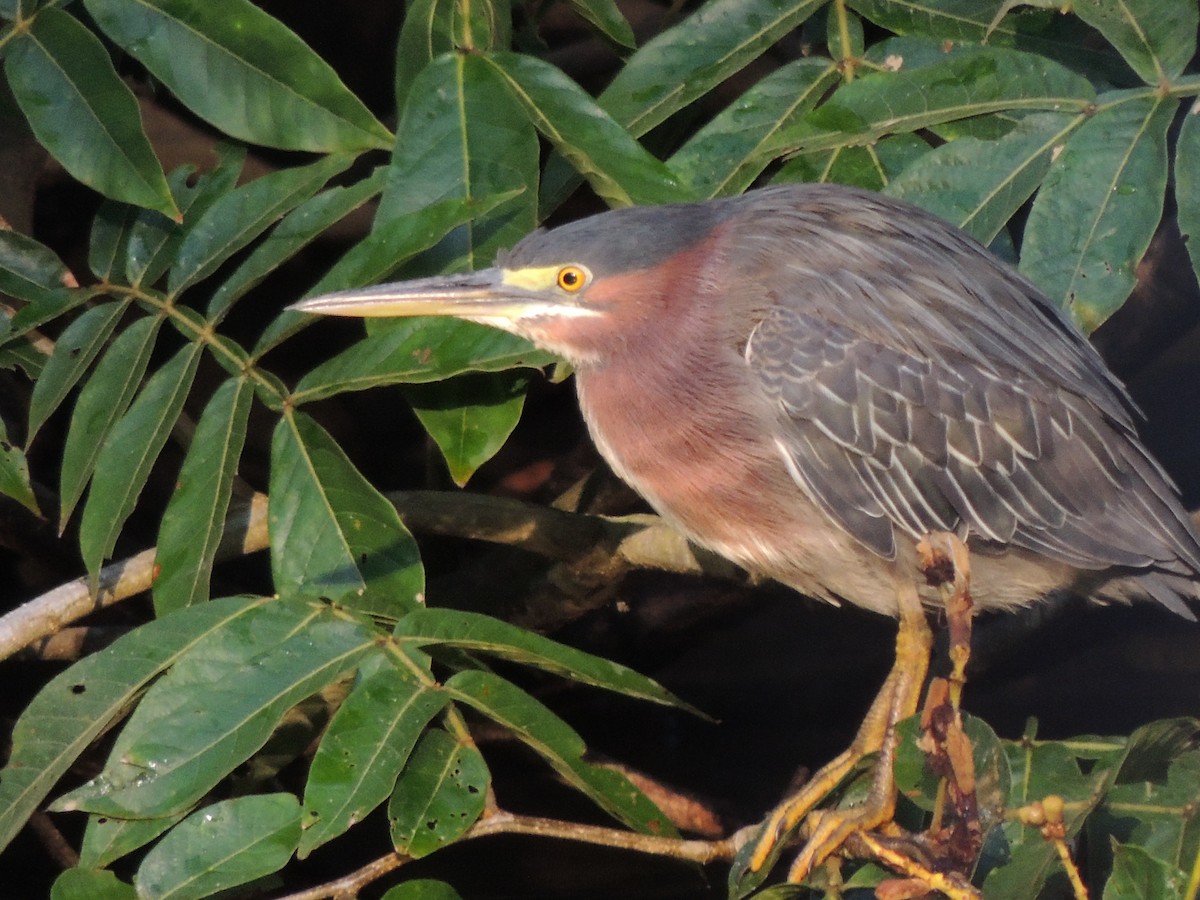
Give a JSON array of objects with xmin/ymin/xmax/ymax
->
[{"xmin": 747, "ymin": 305, "xmax": 1200, "ymax": 589}]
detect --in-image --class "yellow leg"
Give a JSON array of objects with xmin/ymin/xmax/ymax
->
[{"xmin": 748, "ymin": 577, "xmax": 932, "ymax": 881}]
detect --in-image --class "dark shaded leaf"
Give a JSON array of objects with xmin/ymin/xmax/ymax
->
[
  {"xmin": 79, "ymin": 811, "xmax": 184, "ymax": 869},
  {"xmin": 1175, "ymin": 101, "xmax": 1200, "ymax": 290},
  {"xmin": 58, "ymin": 315, "xmax": 161, "ymax": 526},
  {"xmin": 445, "ymin": 670, "xmax": 676, "ymax": 835},
  {"xmin": 0, "ymin": 228, "xmax": 74, "ymax": 308},
  {"xmin": 169, "ymin": 154, "xmax": 354, "ymax": 296},
  {"xmin": 153, "ymin": 376, "xmax": 253, "ymax": 614},
  {"xmin": 27, "ymin": 301, "xmax": 126, "ymax": 444},
  {"xmin": 4, "ymin": 9, "xmax": 176, "ymax": 217},
  {"xmin": 395, "ymin": 608, "xmax": 691, "ymax": 709},
  {"xmin": 0, "ymin": 415, "xmax": 37, "ymax": 513},
  {"xmin": 208, "ymin": 166, "xmax": 388, "ymax": 319},
  {"xmin": 1102, "ymin": 842, "xmax": 1187, "ymax": 900},
  {"xmin": 78, "ymin": 340, "xmax": 203, "ymax": 577},
  {"xmin": 50, "ymin": 869, "xmax": 136, "ymax": 900}
]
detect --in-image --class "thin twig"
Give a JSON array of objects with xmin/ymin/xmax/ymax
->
[{"xmin": 278, "ymin": 810, "xmax": 744, "ymax": 900}]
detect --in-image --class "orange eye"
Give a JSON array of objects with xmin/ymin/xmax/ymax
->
[{"xmin": 557, "ymin": 265, "xmax": 588, "ymax": 292}]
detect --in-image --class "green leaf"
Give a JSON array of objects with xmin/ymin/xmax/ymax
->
[
  {"xmin": 53, "ymin": 599, "xmax": 376, "ymax": 818},
  {"xmin": 79, "ymin": 811, "xmax": 184, "ymax": 869},
  {"xmin": 51, "ymin": 869, "xmax": 136, "ymax": 900},
  {"xmin": 484, "ymin": 52, "xmax": 684, "ymax": 207},
  {"xmin": 269, "ymin": 411, "xmax": 424, "ymax": 615},
  {"xmin": 1175, "ymin": 102, "xmax": 1200, "ymax": 291},
  {"xmin": 82, "ymin": 0, "xmax": 392, "ymax": 152},
  {"xmin": 169, "ymin": 154, "xmax": 354, "ymax": 297},
  {"xmin": 208, "ymin": 166, "xmax": 388, "ymax": 320},
  {"xmin": 776, "ymin": 132, "xmax": 930, "ymax": 191},
  {"xmin": 766, "ymin": 47, "xmax": 1095, "ymax": 159},
  {"xmin": 381, "ymin": 880, "xmax": 465, "ymax": 900},
  {"xmin": 58, "ymin": 315, "xmax": 162, "ymax": 527},
  {"xmin": 445, "ymin": 670, "xmax": 674, "ymax": 835},
  {"xmin": 27, "ymin": 301, "xmax": 126, "ymax": 444},
  {"xmin": 886, "ymin": 111, "xmax": 1079, "ymax": 245},
  {"xmin": 669, "ymin": 58, "xmax": 839, "ymax": 198},
  {"xmin": 292, "ymin": 317, "xmax": 555, "ymax": 405},
  {"xmin": 299, "ymin": 662, "xmax": 450, "ymax": 855},
  {"xmin": 540, "ymin": 0, "xmax": 824, "ymax": 209},
  {"xmin": 1103, "ymin": 842, "xmax": 1188, "ymax": 900},
  {"xmin": 1073, "ymin": 0, "xmax": 1197, "ymax": 85},
  {"xmin": 123, "ymin": 159, "xmax": 243, "ymax": 289},
  {"xmin": 134, "ymin": 794, "xmax": 302, "ymax": 900},
  {"xmin": 0, "ymin": 414, "xmax": 37, "ymax": 513},
  {"xmin": 599, "ymin": 0, "xmax": 823, "ymax": 136},
  {"xmin": 389, "ymin": 728, "xmax": 488, "ymax": 858},
  {"xmin": 377, "ymin": 53, "xmax": 537, "ymax": 274},
  {"xmin": 0, "ymin": 228, "xmax": 73, "ymax": 308},
  {"xmin": 4, "ymin": 9, "xmax": 177, "ymax": 218},
  {"xmin": 395, "ymin": 609, "xmax": 691, "ymax": 710},
  {"xmin": 78, "ymin": 340, "xmax": 203, "ymax": 577},
  {"xmin": 88, "ymin": 200, "xmax": 137, "ymax": 281},
  {"xmin": 407, "ymin": 372, "xmax": 529, "ymax": 486},
  {"xmin": 568, "ymin": 0, "xmax": 635, "ymax": 47},
  {"xmin": 153, "ymin": 377, "xmax": 253, "ymax": 614},
  {"xmin": 0, "ymin": 596, "xmax": 269, "ymax": 855},
  {"xmin": 393, "ymin": 0, "xmax": 512, "ymax": 111},
  {"xmin": 257, "ymin": 190, "xmax": 521, "ymax": 356},
  {"xmin": 1019, "ymin": 93, "xmax": 1174, "ymax": 332}
]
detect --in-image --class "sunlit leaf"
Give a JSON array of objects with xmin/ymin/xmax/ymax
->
[
  {"xmin": 153, "ymin": 376, "xmax": 253, "ymax": 614},
  {"xmin": 1073, "ymin": 0, "xmax": 1197, "ymax": 85},
  {"xmin": 377, "ymin": 53, "xmax": 537, "ymax": 273},
  {"xmin": 670, "ymin": 58, "xmax": 839, "ymax": 198},
  {"xmin": 53, "ymin": 599, "xmax": 376, "ymax": 818},
  {"xmin": 886, "ymin": 111, "xmax": 1078, "ymax": 245},
  {"xmin": 299, "ymin": 662, "xmax": 449, "ymax": 855},
  {"xmin": 389, "ymin": 728, "xmax": 488, "ymax": 858},
  {"xmin": 407, "ymin": 372, "xmax": 529, "ymax": 486},
  {"xmin": 766, "ymin": 47, "xmax": 1095, "ymax": 159},
  {"xmin": 0, "ymin": 596, "xmax": 269, "ymax": 855},
  {"xmin": 79, "ymin": 811, "xmax": 184, "ymax": 869},
  {"xmin": 484, "ymin": 52, "xmax": 684, "ymax": 207},
  {"xmin": 1020, "ymin": 93, "xmax": 1173, "ymax": 332},
  {"xmin": 269, "ymin": 411, "xmax": 423, "ymax": 615},
  {"xmin": 82, "ymin": 0, "xmax": 392, "ymax": 151},
  {"xmin": 135, "ymin": 794, "xmax": 302, "ymax": 900},
  {"xmin": 4, "ymin": 9, "xmax": 177, "ymax": 218},
  {"xmin": 393, "ymin": 0, "xmax": 511, "ymax": 110}
]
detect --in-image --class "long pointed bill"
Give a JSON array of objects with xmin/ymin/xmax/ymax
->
[{"xmin": 289, "ymin": 268, "xmax": 595, "ymax": 325}]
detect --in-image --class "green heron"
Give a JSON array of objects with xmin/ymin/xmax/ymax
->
[{"xmin": 294, "ymin": 184, "xmax": 1200, "ymax": 882}]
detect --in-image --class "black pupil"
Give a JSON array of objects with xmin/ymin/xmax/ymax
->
[{"xmin": 562, "ymin": 269, "xmax": 578, "ymax": 287}]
